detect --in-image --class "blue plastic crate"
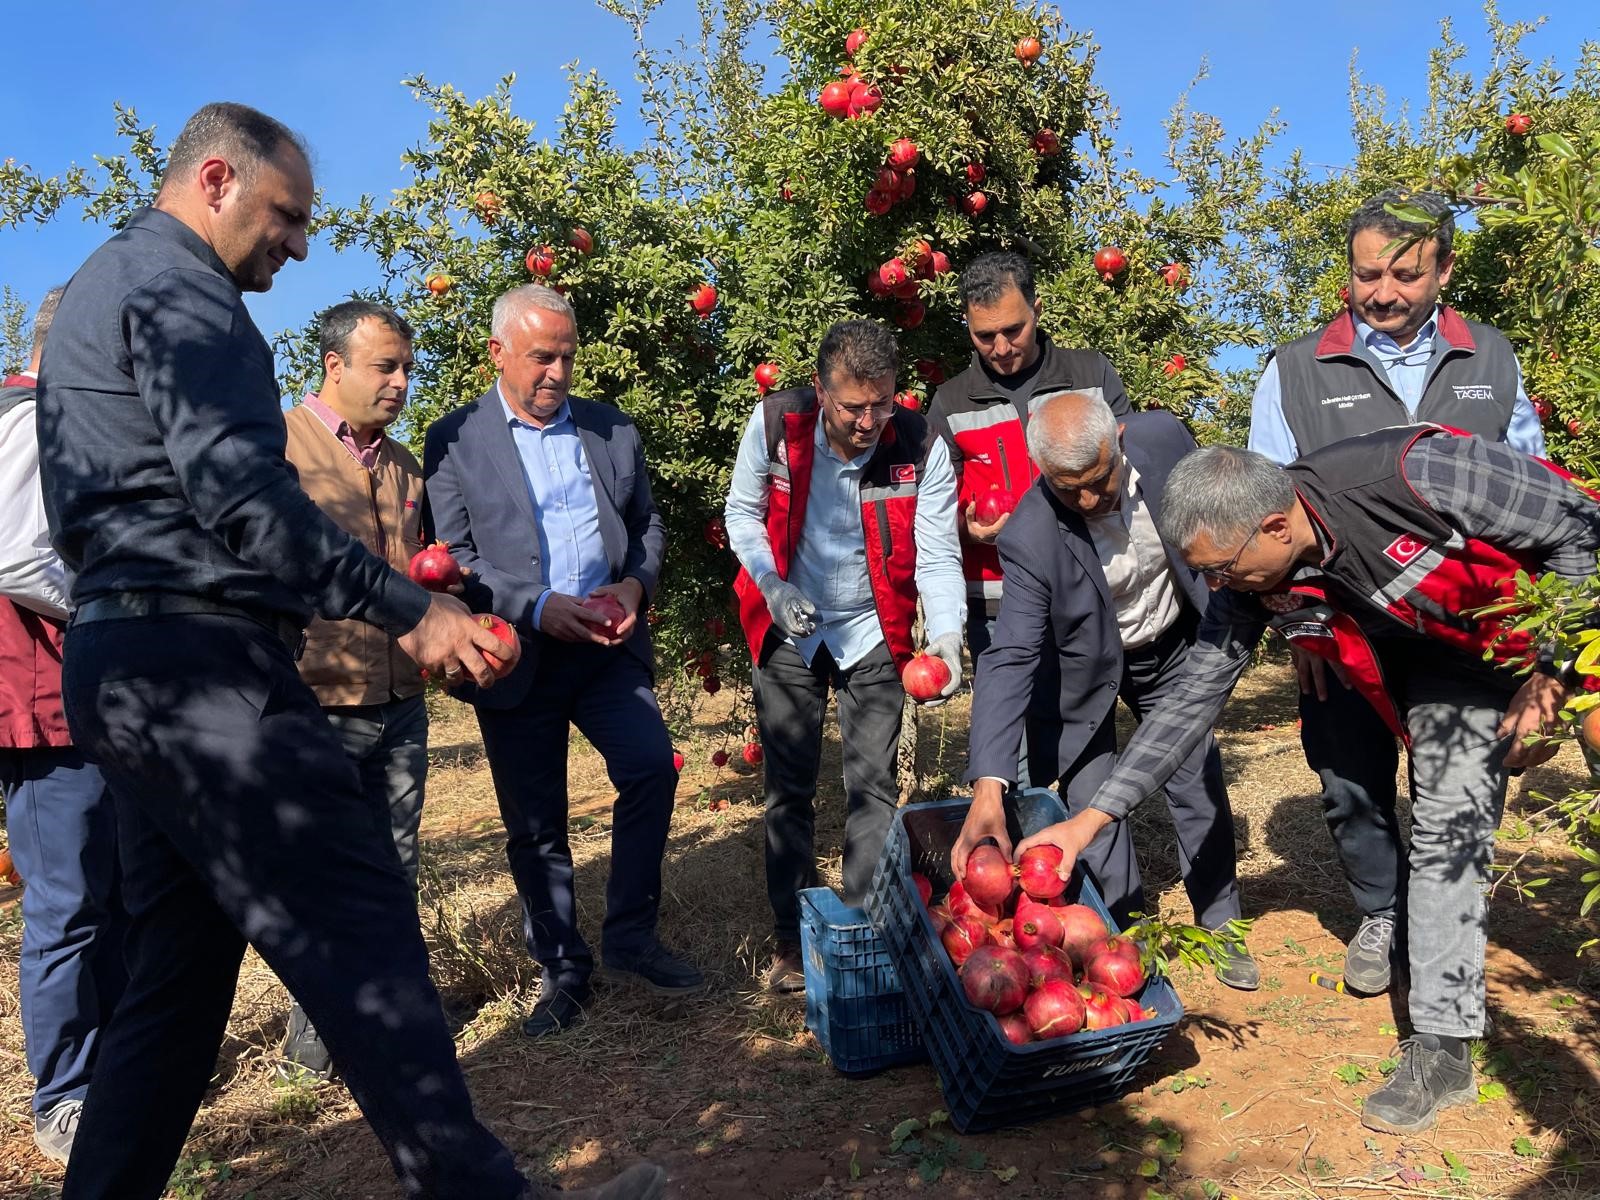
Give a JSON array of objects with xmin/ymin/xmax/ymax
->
[
  {"xmin": 864, "ymin": 790, "xmax": 1185, "ymax": 1133},
  {"xmin": 799, "ymin": 887, "xmax": 927, "ymax": 1075}
]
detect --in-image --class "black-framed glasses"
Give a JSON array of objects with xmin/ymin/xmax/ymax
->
[{"xmin": 1199, "ymin": 526, "xmax": 1261, "ymax": 582}]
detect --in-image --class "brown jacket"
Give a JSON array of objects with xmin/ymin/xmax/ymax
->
[{"xmin": 283, "ymin": 403, "xmax": 426, "ymax": 706}]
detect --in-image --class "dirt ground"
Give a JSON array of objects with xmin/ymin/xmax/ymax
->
[{"xmin": 1, "ymin": 652, "xmax": 1598, "ymax": 1200}]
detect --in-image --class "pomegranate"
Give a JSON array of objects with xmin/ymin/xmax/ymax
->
[
  {"xmin": 912, "ymin": 872, "xmax": 933, "ymax": 906},
  {"xmin": 901, "ymin": 651, "xmax": 951, "ymax": 701},
  {"xmin": 705, "ymin": 616, "xmax": 726, "ymax": 638},
  {"xmin": 474, "ymin": 191, "xmax": 502, "ymax": 220},
  {"xmin": 703, "ymin": 675, "xmax": 721, "ymax": 694},
  {"xmin": 690, "ymin": 283, "xmax": 718, "ymax": 316},
  {"xmin": 874, "ymin": 166, "xmax": 902, "ymax": 194},
  {"xmin": 965, "ymin": 162, "xmax": 987, "ymax": 185},
  {"xmin": 1580, "ymin": 707, "xmax": 1600, "ymax": 753},
  {"xmin": 1017, "ymin": 844, "xmax": 1068, "ymax": 901},
  {"xmin": 891, "ymin": 280, "xmax": 921, "ymax": 301},
  {"xmin": 878, "ymin": 257, "xmax": 910, "ymax": 289},
  {"xmin": 1114, "ymin": 997, "xmax": 1148, "ymax": 1023},
  {"xmin": 930, "ymin": 250, "xmax": 951, "ymax": 276},
  {"xmin": 1505, "ymin": 112, "xmax": 1532, "ymax": 136},
  {"xmin": 887, "ymin": 138, "xmax": 920, "ymax": 170},
  {"xmin": 581, "ymin": 593, "xmax": 627, "ymax": 638},
  {"xmin": 961, "ymin": 190, "xmax": 989, "ymax": 216},
  {"xmin": 711, "ymin": 749, "xmax": 729, "ymax": 767},
  {"xmin": 845, "ymin": 27, "xmax": 869, "ymax": 56},
  {"xmin": 864, "ymin": 188, "xmax": 894, "ymax": 216},
  {"xmin": 754, "ymin": 362, "xmax": 781, "ymax": 393},
  {"xmin": 846, "ymin": 82, "xmax": 883, "ymax": 119},
  {"xmin": 1014, "ymin": 35, "xmax": 1043, "ymax": 65},
  {"xmin": 1056, "ymin": 904, "xmax": 1110, "ymax": 962},
  {"xmin": 895, "ymin": 391, "xmax": 921, "ymax": 411},
  {"xmin": 1080, "ymin": 983, "xmax": 1124, "ymax": 1030},
  {"xmin": 945, "ymin": 879, "xmax": 997, "ymax": 920},
  {"xmin": 1093, "ymin": 246, "xmax": 1128, "ymax": 281},
  {"xmin": 894, "ymin": 170, "xmax": 916, "ymax": 201},
  {"xmin": 819, "ymin": 81, "xmax": 852, "ymax": 117},
  {"xmin": 1082, "ymin": 935, "xmax": 1146, "ymax": 997},
  {"xmin": 1160, "ymin": 261, "xmax": 1190, "ymax": 289},
  {"xmin": 1568, "ymin": 418, "xmax": 1583, "ymax": 438},
  {"xmin": 989, "ymin": 917, "xmax": 1016, "ymax": 949},
  {"xmin": 476, "ymin": 614, "xmax": 518, "ymax": 678},
  {"xmin": 1024, "ymin": 979, "xmax": 1086, "ymax": 1039},
  {"xmin": 525, "ymin": 245, "xmax": 556, "ymax": 277},
  {"xmin": 893, "ymin": 301, "xmax": 926, "ymax": 330},
  {"xmin": 963, "ymin": 844, "xmax": 1015, "ymax": 910},
  {"xmin": 742, "ymin": 741, "xmax": 764, "ymax": 766},
  {"xmin": 703, "ymin": 516, "xmax": 727, "ymax": 548},
  {"xmin": 1013, "ymin": 897, "xmax": 1065, "ymax": 950},
  {"xmin": 1020, "ymin": 943, "xmax": 1075, "ymax": 989},
  {"xmin": 425, "ymin": 273, "xmax": 451, "ymax": 296},
  {"xmin": 914, "ymin": 359, "xmax": 946, "ymax": 384},
  {"xmin": 996, "ymin": 1012, "xmax": 1033, "ymax": 1046},
  {"xmin": 927, "ymin": 903, "xmax": 953, "ymax": 934},
  {"xmin": 960, "ymin": 945, "xmax": 1030, "ymax": 1014},
  {"xmin": 672, "ymin": 750, "xmax": 684, "ymax": 772},
  {"xmin": 567, "ymin": 227, "xmax": 594, "ymax": 255},
  {"xmin": 972, "ymin": 486, "xmax": 1013, "ymax": 525},
  {"xmin": 1031, "ymin": 128, "xmax": 1061, "ymax": 157},
  {"xmin": 941, "ymin": 912, "xmax": 990, "ymax": 967},
  {"xmin": 1531, "ymin": 394, "xmax": 1552, "ymax": 424},
  {"xmin": 1163, "ymin": 353, "xmax": 1187, "ymax": 377},
  {"xmin": 408, "ymin": 542, "xmax": 462, "ymax": 592}
]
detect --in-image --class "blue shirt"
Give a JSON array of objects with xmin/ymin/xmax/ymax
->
[
  {"xmin": 498, "ymin": 386, "xmax": 610, "ymax": 626},
  {"xmin": 1248, "ymin": 307, "xmax": 1546, "ymax": 465},
  {"xmin": 724, "ymin": 403, "xmax": 966, "ymax": 670}
]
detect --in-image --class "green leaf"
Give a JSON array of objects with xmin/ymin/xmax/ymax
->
[
  {"xmin": 917, "ymin": 1157, "xmax": 944, "ymax": 1184},
  {"xmin": 849, "ymin": 1151, "xmax": 860, "ymax": 1181},
  {"xmin": 1137, "ymin": 1157, "xmax": 1162, "ymax": 1178},
  {"xmin": 1478, "ymin": 1080, "xmax": 1508, "ymax": 1103},
  {"xmin": 992, "ymin": 1165, "xmax": 1020, "ymax": 1183},
  {"xmin": 1535, "ymin": 132, "xmax": 1578, "ymax": 160},
  {"xmin": 1513, "ymin": 1136, "xmax": 1538, "ymax": 1157}
]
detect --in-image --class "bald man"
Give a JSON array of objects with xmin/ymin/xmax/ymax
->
[{"xmin": 952, "ymin": 394, "xmax": 1256, "ymax": 988}]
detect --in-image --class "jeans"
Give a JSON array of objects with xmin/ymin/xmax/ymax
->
[
  {"xmin": 0, "ymin": 747, "xmax": 126, "ymax": 1116},
  {"xmin": 754, "ymin": 639, "xmax": 903, "ymax": 941},
  {"xmin": 324, "ymin": 694, "xmax": 429, "ymax": 892}
]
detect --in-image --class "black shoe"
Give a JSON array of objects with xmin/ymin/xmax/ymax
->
[
  {"xmin": 1344, "ymin": 914, "xmax": 1396, "ymax": 995},
  {"xmin": 1213, "ymin": 940, "xmax": 1261, "ymax": 991},
  {"xmin": 522, "ymin": 984, "xmax": 590, "ymax": 1039},
  {"xmin": 766, "ymin": 940, "xmax": 806, "ymax": 994},
  {"xmin": 278, "ymin": 1004, "xmax": 333, "ymax": 1080},
  {"xmin": 1361, "ymin": 1034, "xmax": 1475, "ymax": 1135},
  {"xmin": 601, "ymin": 943, "xmax": 706, "ymax": 995}
]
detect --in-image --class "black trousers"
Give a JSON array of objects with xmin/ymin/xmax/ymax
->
[
  {"xmin": 1299, "ymin": 673, "xmax": 1403, "ymax": 918},
  {"xmin": 474, "ymin": 641, "xmax": 677, "ymax": 990},
  {"xmin": 754, "ymin": 639, "xmax": 903, "ymax": 941},
  {"xmin": 59, "ymin": 615, "xmax": 525, "ymax": 1200},
  {"xmin": 1039, "ymin": 614, "xmax": 1243, "ymax": 931}
]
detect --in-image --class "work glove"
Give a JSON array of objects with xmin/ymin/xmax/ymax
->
[
  {"xmin": 921, "ymin": 631, "xmax": 964, "ymax": 707},
  {"xmin": 757, "ymin": 571, "xmax": 818, "ymax": 638}
]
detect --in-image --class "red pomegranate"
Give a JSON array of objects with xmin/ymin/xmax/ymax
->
[
  {"xmin": 961, "ymin": 190, "xmax": 989, "ymax": 216},
  {"xmin": 864, "ymin": 188, "xmax": 893, "ymax": 216},
  {"xmin": 476, "ymin": 614, "xmax": 518, "ymax": 678},
  {"xmin": 1013, "ymin": 897, "xmax": 1065, "ymax": 950},
  {"xmin": 754, "ymin": 362, "xmax": 781, "ymax": 393},
  {"xmin": 407, "ymin": 542, "xmax": 462, "ymax": 592},
  {"xmin": 927, "ymin": 903, "xmax": 953, "ymax": 935},
  {"xmin": 960, "ymin": 945, "xmax": 1030, "ymax": 1014},
  {"xmin": 912, "ymin": 872, "xmax": 933, "ymax": 906},
  {"xmin": 1024, "ymin": 979, "xmax": 1086, "ymax": 1039},
  {"xmin": 941, "ymin": 913, "xmax": 990, "ymax": 967},
  {"xmin": 672, "ymin": 750, "xmax": 684, "ymax": 772},
  {"xmin": 1080, "ymin": 983, "xmax": 1124, "ymax": 1030},
  {"xmin": 965, "ymin": 162, "xmax": 986, "ymax": 185},
  {"xmin": 1056, "ymin": 904, "xmax": 1110, "ymax": 962},
  {"xmin": 887, "ymin": 138, "xmax": 920, "ymax": 170},
  {"xmin": 901, "ymin": 652, "xmax": 951, "ymax": 701},
  {"xmin": 972, "ymin": 486, "xmax": 1012, "ymax": 525},
  {"xmin": 1113, "ymin": 997, "xmax": 1148, "ymax": 1023},
  {"xmin": 581, "ymin": 593, "xmax": 627, "ymax": 639},
  {"xmin": 963, "ymin": 844, "xmax": 1015, "ymax": 910},
  {"xmin": 996, "ymin": 1012, "xmax": 1033, "ymax": 1046},
  {"xmin": 1093, "ymin": 246, "xmax": 1128, "ymax": 281},
  {"xmin": 1017, "ymin": 844, "xmax": 1068, "ymax": 901},
  {"xmin": 945, "ymin": 879, "xmax": 997, "ymax": 920},
  {"xmin": 1082, "ymin": 935, "xmax": 1146, "ymax": 997},
  {"xmin": 819, "ymin": 81, "xmax": 852, "ymax": 117},
  {"xmin": 711, "ymin": 749, "xmax": 729, "ymax": 767},
  {"xmin": 690, "ymin": 283, "xmax": 718, "ymax": 316},
  {"xmin": 845, "ymin": 27, "xmax": 869, "ymax": 56},
  {"xmin": 989, "ymin": 917, "xmax": 1016, "ymax": 950},
  {"xmin": 878, "ymin": 257, "xmax": 910, "ymax": 289},
  {"xmin": 1020, "ymin": 943, "xmax": 1075, "ymax": 990}
]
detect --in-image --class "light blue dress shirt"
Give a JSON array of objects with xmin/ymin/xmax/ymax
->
[
  {"xmin": 498, "ymin": 386, "xmax": 610, "ymax": 626},
  {"xmin": 1248, "ymin": 308, "xmax": 1546, "ymax": 465},
  {"xmin": 724, "ymin": 403, "xmax": 966, "ymax": 670}
]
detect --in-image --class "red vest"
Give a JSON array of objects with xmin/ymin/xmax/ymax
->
[{"xmin": 733, "ymin": 389, "xmax": 930, "ymax": 670}]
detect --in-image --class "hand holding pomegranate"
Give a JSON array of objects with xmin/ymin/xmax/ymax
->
[
  {"xmin": 906, "ymin": 632, "xmax": 962, "ymax": 707},
  {"xmin": 583, "ymin": 578, "xmax": 643, "ymax": 644},
  {"xmin": 951, "ymin": 777, "xmax": 1014, "ymax": 878},
  {"xmin": 1012, "ymin": 809, "xmax": 1115, "ymax": 891},
  {"xmin": 398, "ymin": 593, "xmax": 521, "ymax": 688},
  {"xmin": 538, "ymin": 591, "xmax": 622, "ymax": 645},
  {"xmin": 963, "ymin": 497, "xmax": 1011, "ymax": 544}
]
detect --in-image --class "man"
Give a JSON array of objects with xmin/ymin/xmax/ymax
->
[
  {"xmin": 1248, "ymin": 189, "xmax": 1547, "ymax": 994},
  {"xmin": 424, "ymin": 283, "xmax": 702, "ymax": 1040},
  {"xmin": 725, "ymin": 319, "xmax": 965, "ymax": 992},
  {"xmin": 1017, "ymin": 426, "xmax": 1597, "ymax": 1135},
  {"xmin": 38, "ymin": 103, "xmax": 661, "ymax": 1200},
  {"xmin": 949, "ymin": 393, "xmax": 1256, "ymax": 988},
  {"xmin": 277, "ymin": 300, "xmax": 432, "ymax": 1079},
  {"xmin": 0, "ymin": 287, "xmax": 126, "ymax": 1164}
]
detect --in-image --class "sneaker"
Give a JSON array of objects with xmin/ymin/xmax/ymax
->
[
  {"xmin": 1344, "ymin": 914, "xmax": 1396, "ymax": 994},
  {"xmin": 525, "ymin": 1162, "xmax": 667, "ymax": 1199},
  {"xmin": 766, "ymin": 940, "xmax": 805, "ymax": 994},
  {"xmin": 601, "ymin": 942, "xmax": 706, "ymax": 995},
  {"xmin": 1361, "ymin": 1034, "xmax": 1475, "ymax": 1135},
  {"xmin": 34, "ymin": 1098, "xmax": 81, "ymax": 1165},
  {"xmin": 278, "ymin": 1003, "xmax": 333, "ymax": 1080},
  {"xmin": 1213, "ymin": 940, "xmax": 1261, "ymax": 991},
  {"xmin": 522, "ymin": 984, "xmax": 590, "ymax": 1039}
]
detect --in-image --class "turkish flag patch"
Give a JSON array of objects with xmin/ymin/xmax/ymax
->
[
  {"xmin": 1383, "ymin": 534, "xmax": 1428, "ymax": 566},
  {"xmin": 892, "ymin": 464, "xmax": 917, "ymax": 483}
]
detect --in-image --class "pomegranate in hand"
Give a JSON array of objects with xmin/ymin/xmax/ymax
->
[
  {"xmin": 581, "ymin": 593, "xmax": 628, "ymax": 639},
  {"xmin": 901, "ymin": 651, "xmax": 951, "ymax": 701},
  {"xmin": 408, "ymin": 542, "xmax": 462, "ymax": 593}
]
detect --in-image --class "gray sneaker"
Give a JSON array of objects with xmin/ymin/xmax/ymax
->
[
  {"xmin": 1361, "ymin": 1035, "xmax": 1475, "ymax": 1135},
  {"xmin": 526, "ymin": 1162, "xmax": 666, "ymax": 1199},
  {"xmin": 34, "ymin": 1098, "xmax": 81, "ymax": 1165},
  {"xmin": 1343, "ymin": 914, "xmax": 1395, "ymax": 994}
]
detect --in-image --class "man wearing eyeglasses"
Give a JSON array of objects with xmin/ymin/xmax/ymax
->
[
  {"xmin": 947, "ymin": 392, "xmax": 1257, "ymax": 988},
  {"xmin": 725, "ymin": 319, "xmax": 966, "ymax": 993},
  {"xmin": 1016, "ymin": 425, "xmax": 1598, "ymax": 1136}
]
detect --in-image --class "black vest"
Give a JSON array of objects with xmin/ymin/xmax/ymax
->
[{"xmin": 1273, "ymin": 308, "xmax": 1519, "ymax": 454}]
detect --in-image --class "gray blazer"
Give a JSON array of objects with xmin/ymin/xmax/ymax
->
[
  {"xmin": 422, "ymin": 387, "xmax": 665, "ymax": 709},
  {"xmin": 966, "ymin": 410, "xmax": 1207, "ymax": 782}
]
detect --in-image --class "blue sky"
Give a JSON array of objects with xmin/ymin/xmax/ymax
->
[{"xmin": 3, "ymin": 1, "xmax": 1592, "ymax": 355}]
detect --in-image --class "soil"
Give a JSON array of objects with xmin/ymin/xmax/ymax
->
[{"xmin": 1, "ymin": 654, "xmax": 1596, "ymax": 1200}]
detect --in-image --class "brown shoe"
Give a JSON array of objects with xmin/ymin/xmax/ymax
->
[
  {"xmin": 766, "ymin": 940, "xmax": 805, "ymax": 994},
  {"xmin": 527, "ymin": 1162, "xmax": 666, "ymax": 1199}
]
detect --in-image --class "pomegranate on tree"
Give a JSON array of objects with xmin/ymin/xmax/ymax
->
[
  {"xmin": 1093, "ymin": 246, "xmax": 1128, "ymax": 281},
  {"xmin": 819, "ymin": 82, "xmax": 852, "ymax": 118},
  {"xmin": 689, "ymin": 283, "xmax": 718, "ymax": 316},
  {"xmin": 864, "ymin": 188, "xmax": 893, "ymax": 216},
  {"xmin": 711, "ymin": 749, "xmax": 729, "ymax": 767},
  {"xmin": 1014, "ymin": 35, "xmax": 1043, "ymax": 65},
  {"xmin": 408, "ymin": 542, "xmax": 462, "ymax": 592},
  {"xmin": 567, "ymin": 227, "xmax": 594, "ymax": 255},
  {"xmin": 1505, "ymin": 112, "xmax": 1532, "ymax": 135},
  {"xmin": 742, "ymin": 742, "xmax": 764, "ymax": 766},
  {"xmin": 887, "ymin": 138, "xmax": 920, "ymax": 170},
  {"xmin": 1031, "ymin": 128, "xmax": 1061, "ymax": 157},
  {"xmin": 754, "ymin": 362, "xmax": 781, "ymax": 393},
  {"xmin": 893, "ymin": 300, "xmax": 926, "ymax": 330},
  {"xmin": 525, "ymin": 245, "xmax": 556, "ymax": 277},
  {"xmin": 961, "ymin": 190, "xmax": 989, "ymax": 216},
  {"xmin": 877, "ymin": 257, "xmax": 910, "ymax": 289},
  {"xmin": 425, "ymin": 274, "xmax": 452, "ymax": 296},
  {"xmin": 845, "ymin": 27, "xmax": 869, "ymax": 56},
  {"xmin": 1159, "ymin": 262, "xmax": 1190, "ymax": 289},
  {"xmin": 965, "ymin": 162, "xmax": 987, "ymax": 185}
]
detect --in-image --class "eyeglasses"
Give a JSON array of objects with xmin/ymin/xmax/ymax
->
[{"xmin": 1199, "ymin": 527, "xmax": 1261, "ymax": 582}]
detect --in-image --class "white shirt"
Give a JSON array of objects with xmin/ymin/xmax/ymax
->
[
  {"xmin": 1083, "ymin": 460, "xmax": 1180, "ymax": 650},
  {"xmin": 0, "ymin": 385, "xmax": 73, "ymax": 618}
]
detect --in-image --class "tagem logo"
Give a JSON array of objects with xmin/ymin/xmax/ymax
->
[
  {"xmin": 1451, "ymin": 384, "xmax": 1494, "ymax": 402},
  {"xmin": 1384, "ymin": 534, "xmax": 1428, "ymax": 566}
]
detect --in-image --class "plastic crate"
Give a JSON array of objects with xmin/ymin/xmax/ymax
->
[
  {"xmin": 799, "ymin": 886, "xmax": 928, "ymax": 1074},
  {"xmin": 864, "ymin": 789, "xmax": 1184, "ymax": 1133}
]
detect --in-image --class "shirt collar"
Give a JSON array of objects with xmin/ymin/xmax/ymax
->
[
  {"xmin": 302, "ymin": 391, "xmax": 384, "ymax": 446},
  {"xmin": 1354, "ymin": 306, "xmax": 1439, "ymax": 355},
  {"xmin": 498, "ymin": 381, "xmax": 572, "ymax": 431},
  {"xmin": 126, "ymin": 207, "xmax": 239, "ymax": 292}
]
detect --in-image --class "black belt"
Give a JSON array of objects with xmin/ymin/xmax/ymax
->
[{"xmin": 73, "ymin": 594, "xmax": 307, "ymax": 659}]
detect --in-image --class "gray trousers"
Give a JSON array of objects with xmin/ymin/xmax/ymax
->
[
  {"xmin": 323, "ymin": 694, "xmax": 429, "ymax": 892},
  {"xmin": 753, "ymin": 639, "xmax": 903, "ymax": 941}
]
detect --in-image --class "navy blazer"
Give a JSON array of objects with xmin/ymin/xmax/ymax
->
[
  {"xmin": 422, "ymin": 387, "xmax": 666, "ymax": 709},
  {"xmin": 965, "ymin": 410, "xmax": 1206, "ymax": 783}
]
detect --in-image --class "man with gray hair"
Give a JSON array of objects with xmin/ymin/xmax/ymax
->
[
  {"xmin": 949, "ymin": 392, "xmax": 1255, "ymax": 987},
  {"xmin": 425, "ymin": 283, "xmax": 703, "ymax": 1040},
  {"xmin": 725, "ymin": 318, "xmax": 965, "ymax": 992},
  {"xmin": 1015, "ymin": 424, "xmax": 1599, "ymax": 1136},
  {"xmin": 1248, "ymin": 187, "xmax": 1546, "ymax": 995}
]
